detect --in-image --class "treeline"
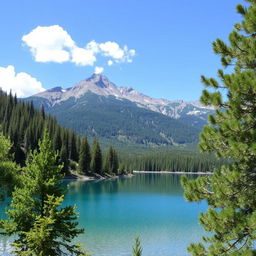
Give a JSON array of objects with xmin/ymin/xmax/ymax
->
[
  {"xmin": 43, "ymin": 92, "xmax": 199, "ymax": 145},
  {"xmin": 0, "ymin": 90, "xmax": 224, "ymax": 175},
  {"xmin": 0, "ymin": 91, "xmax": 121, "ymax": 176},
  {"xmin": 121, "ymin": 151, "xmax": 227, "ymax": 173},
  {"xmin": 78, "ymin": 137, "xmax": 120, "ymax": 175}
]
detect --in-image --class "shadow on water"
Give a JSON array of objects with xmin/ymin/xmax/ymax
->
[{"xmin": 66, "ymin": 173, "xmax": 200, "ymax": 197}]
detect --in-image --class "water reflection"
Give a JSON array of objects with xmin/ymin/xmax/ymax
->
[
  {"xmin": 67, "ymin": 173, "xmax": 199, "ymax": 197},
  {"xmin": 1, "ymin": 174, "xmax": 207, "ymax": 256}
]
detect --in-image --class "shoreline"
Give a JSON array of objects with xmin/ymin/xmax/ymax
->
[
  {"xmin": 64, "ymin": 172, "xmax": 134, "ymax": 181},
  {"xmin": 133, "ymin": 170, "xmax": 213, "ymax": 175},
  {"xmin": 64, "ymin": 170, "xmax": 212, "ymax": 181}
]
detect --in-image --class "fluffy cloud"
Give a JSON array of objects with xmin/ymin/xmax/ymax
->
[
  {"xmin": 99, "ymin": 41, "xmax": 124, "ymax": 59},
  {"xmin": 0, "ymin": 65, "xmax": 45, "ymax": 97},
  {"xmin": 22, "ymin": 25, "xmax": 136, "ymax": 67},
  {"xmin": 94, "ymin": 66, "xmax": 104, "ymax": 74},
  {"xmin": 86, "ymin": 40, "xmax": 100, "ymax": 54},
  {"xmin": 99, "ymin": 41, "xmax": 136, "ymax": 63},
  {"xmin": 22, "ymin": 25, "xmax": 74, "ymax": 63},
  {"xmin": 71, "ymin": 47, "xmax": 96, "ymax": 66}
]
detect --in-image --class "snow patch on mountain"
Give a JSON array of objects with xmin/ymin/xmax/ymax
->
[{"xmin": 33, "ymin": 73, "xmax": 214, "ymax": 120}]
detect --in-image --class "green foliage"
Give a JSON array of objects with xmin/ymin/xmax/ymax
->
[
  {"xmin": 104, "ymin": 146, "xmax": 119, "ymax": 174},
  {"xmin": 121, "ymin": 151, "xmax": 226, "ymax": 173},
  {"xmin": 69, "ymin": 131, "xmax": 79, "ymax": 162},
  {"xmin": 1, "ymin": 132, "xmax": 86, "ymax": 255},
  {"xmin": 0, "ymin": 91, "xmax": 79, "ymax": 172},
  {"xmin": 79, "ymin": 136, "xmax": 91, "ymax": 174},
  {"xmin": 32, "ymin": 92, "xmax": 200, "ymax": 145},
  {"xmin": 91, "ymin": 138, "xmax": 102, "ymax": 174},
  {"xmin": 132, "ymin": 237, "xmax": 143, "ymax": 256},
  {"xmin": 0, "ymin": 132, "xmax": 18, "ymax": 198},
  {"xmin": 59, "ymin": 144, "xmax": 69, "ymax": 175},
  {"xmin": 182, "ymin": 1, "xmax": 256, "ymax": 255}
]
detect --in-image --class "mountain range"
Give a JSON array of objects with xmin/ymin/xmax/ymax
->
[{"xmin": 26, "ymin": 74, "xmax": 214, "ymax": 146}]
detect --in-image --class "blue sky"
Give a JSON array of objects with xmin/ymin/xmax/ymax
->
[{"xmin": 0, "ymin": 0, "xmax": 242, "ymax": 100}]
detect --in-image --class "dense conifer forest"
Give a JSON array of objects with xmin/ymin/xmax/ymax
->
[
  {"xmin": 0, "ymin": 90, "xmax": 115, "ymax": 176},
  {"xmin": 28, "ymin": 91, "xmax": 201, "ymax": 146},
  {"xmin": 0, "ymin": 90, "xmax": 223, "ymax": 175},
  {"xmin": 121, "ymin": 151, "xmax": 227, "ymax": 173},
  {"xmin": 0, "ymin": 90, "xmax": 80, "ymax": 169}
]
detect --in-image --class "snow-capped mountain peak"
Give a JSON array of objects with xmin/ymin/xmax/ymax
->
[{"xmin": 33, "ymin": 74, "xmax": 214, "ymax": 120}]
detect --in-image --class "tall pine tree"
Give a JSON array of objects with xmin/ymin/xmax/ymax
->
[
  {"xmin": 182, "ymin": 1, "xmax": 256, "ymax": 255},
  {"xmin": 1, "ymin": 131, "xmax": 87, "ymax": 255},
  {"xmin": 132, "ymin": 237, "xmax": 143, "ymax": 256},
  {"xmin": 78, "ymin": 136, "xmax": 91, "ymax": 175},
  {"xmin": 0, "ymin": 132, "xmax": 18, "ymax": 199},
  {"xmin": 91, "ymin": 138, "xmax": 102, "ymax": 174},
  {"xmin": 104, "ymin": 146, "xmax": 119, "ymax": 174}
]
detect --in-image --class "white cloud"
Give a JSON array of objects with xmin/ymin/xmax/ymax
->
[
  {"xmin": 86, "ymin": 40, "xmax": 100, "ymax": 54},
  {"xmin": 107, "ymin": 60, "xmax": 113, "ymax": 66},
  {"xmin": 94, "ymin": 66, "xmax": 104, "ymax": 74},
  {"xmin": 22, "ymin": 25, "xmax": 74, "ymax": 63},
  {"xmin": 98, "ymin": 41, "xmax": 136, "ymax": 63},
  {"xmin": 71, "ymin": 47, "xmax": 96, "ymax": 66},
  {"xmin": 22, "ymin": 25, "xmax": 136, "ymax": 67},
  {"xmin": 0, "ymin": 65, "xmax": 45, "ymax": 97},
  {"xmin": 99, "ymin": 41, "xmax": 124, "ymax": 59}
]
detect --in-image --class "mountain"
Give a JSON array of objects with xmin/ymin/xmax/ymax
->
[{"xmin": 26, "ymin": 74, "xmax": 214, "ymax": 146}]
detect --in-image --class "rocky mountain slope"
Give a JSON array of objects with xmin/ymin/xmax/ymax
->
[{"xmin": 26, "ymin": 74, "xmax": 214, "ymax": 145}]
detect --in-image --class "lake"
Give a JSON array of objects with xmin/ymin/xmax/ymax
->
[{"xmin": 0, "ymin": 173, "xmax": 207, "ymax": 256}]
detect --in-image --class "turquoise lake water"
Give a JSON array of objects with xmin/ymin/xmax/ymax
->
[{"xmin": 0, "ymin": 173, "xmax": 207, "ymax": 256}]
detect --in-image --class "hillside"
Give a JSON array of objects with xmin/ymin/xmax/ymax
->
[{"xmin": 26, "ymin": 74, "xmax": 214, "ymax": 146}]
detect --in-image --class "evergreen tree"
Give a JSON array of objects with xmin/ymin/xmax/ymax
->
[
  {"xmin": 0, "ymin": 132, "xmax": 18, "ymax": 199},
  {"xmin": 59, "ymin": 144, "xmax": 69, "ymax": 175},
  {"xmin": 111, "ymin": 148, "xmax": 119, "ymax": 174},
  {"xmin": 60, "ymin": 130, "xmax": 70, "ymax": 175},
  {"xmin": 118, "ymin": 162, "xmax": 126, "ymax": 174},
  {"xmin": 103, "ymin": 147, "xmax": 111, "ymax": 173},
  {"xmin": 182, "ymin": 1, "xmax": 256, "ymax": 255},
  {"xmin": 1, "ymin": 131, "xmax": 87, "ymax": 255},
  {"xmin": 132, "ymin": 237, "xmax": 143, "ymax": 256},
  {"xmin": 78, "ymin": 136, "xmax": 91, "ymax": 175},
  {"xmin": 69, "ymin": 131, "xmax": 78, "ymax": 162},
  {"xmin": 91, "ymin": 138, "xmax": 102, "ymax": 174},
  {"xmin": 53, "ymin": 127, "xmax": 62, "ymax": 152},
  {"xmin": 104, "ymin": 146, "xmax": 119, "ymax": 174},
  {"xmin": 40, "ymin": 104, "xmax": 45, "ymax": 119},
  {"xmin": 0, "ymin": 91, "xmax": 82, "ymax": 170}
]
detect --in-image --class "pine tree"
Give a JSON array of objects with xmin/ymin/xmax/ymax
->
[
  {"xmin": 69, "ymin": 131, "xmax": 78, "ymax": 162},
  {"xmin": 60, "ymin": 130, "xmax": 70, "ymax": 175},
  {"xmin": 0, "ymin": 132, "xmax": 18, "ymax": 199},
  {"xmin": 182, "ymin": 1, "xmax": 256, "ymax": 255},
  {"xmin": 59, "ymin": 144, "xmax": 69, "ymax": 175},
  {"xmin": 1, "ymin": 131, "xmax": 87, "ymax": 255},
  {"xmin": 40, "ymin": 104, "xmax": 45, "ymax": 119},
  {"xmin": 53, "ymin": 127, "xmax": 62, "ymax": 152},
  {"xmin": 91, "ymin": 138, "xmax": 102, "ymax": 174},
  {"xmin": 111, "ymin": 147, "xmax": 119, "ymax": 174},
  {"xmin": 0, "ymin": 91, "xmax": 82, "ymax": 168},
  {"xmin": 104, "ymin": 146, "xmax": 119, "ymax": 174},
  {"xmin": 103, "ymin": 147, "xmax": 111, "ymax": 173},
  {"xmin": 132, "ymin": 237, "xmax": 143, "ymax": 256},
  {"xmin": 78, "ymin": 136, "xmax": 91, "ymax": 175}
]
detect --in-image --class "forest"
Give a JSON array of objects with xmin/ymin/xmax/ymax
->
[
  {"xmin": 0, "ymin": 90, "xmax": 119, "ymax": 176},
  {"xmin": 0, "ymin": 90, "xmax": 221, "ymax": 176},
  {"xmin": 122, "ymin": 151, "xmax": 227, "ymax": 173}
]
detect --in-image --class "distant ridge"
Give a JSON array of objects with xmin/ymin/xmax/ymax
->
[
  {"xmin": 34, "ymin": 73, "xmax": 214, "ymax": 120},
  {"xmin": 26, "ymin": 74, "xmax": 214, "ymax": 146}
]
